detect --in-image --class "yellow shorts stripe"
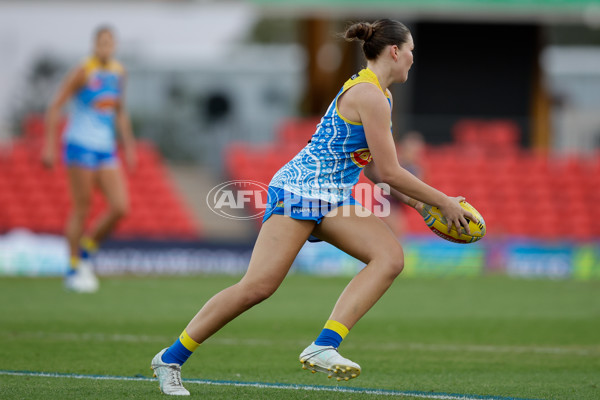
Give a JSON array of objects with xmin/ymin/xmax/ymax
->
[
  {"xmin": 179, "ymin": 329, "xmax": 200, "ymax": 352},
  {"xmin": 324, "ymin": 320, "xmax": 349, "ymax": 339}
]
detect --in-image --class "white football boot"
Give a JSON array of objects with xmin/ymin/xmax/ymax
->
[
  {"xmin": 64, "ymin": 260, "xmax": 99, "ymax": 293},
  {"xmin": 151, "ymin": 348, "xmax": 190, "ymax": 396},
  {"xmin": 299, "ymin": 342, "xmax": 361, "ymax": 381}
]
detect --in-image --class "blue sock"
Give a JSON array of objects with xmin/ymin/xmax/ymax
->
[
  {"xmin": 161, "ymin": 339, "xmax": 193, "ymax": 365},
  {"xmin": 161, "ymin": 330, "xmax": 200, "ymax": 366},
  {"xmin": 314, "ymin": 328, "xmax": 343, "ymax": 348},
  {"xmin": 314, "ymin": 320, "xmax": 349, "ymax": 348},
  {"xmin": 79, "ymin": 248, "xmax": 90, "ymax": 260}
]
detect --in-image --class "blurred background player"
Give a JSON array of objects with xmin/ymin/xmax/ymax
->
[
  {"xmin": 150, "ymin": 19, "xmax": 475, "ymax": 396},
  {"xmin": 42, "ymin": 26, "xmax": 136, "ymax": 292},
  {"xmin": 381, "ymin": 131, "xmax": 426, "ymax": 236}
]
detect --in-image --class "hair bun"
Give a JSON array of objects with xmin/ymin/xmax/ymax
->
[
  {"xmin": 345, "ymin": 22, "xmax": 374, "ymax": 42},
  {"xmin": 342, "ymin": 19, "xmax": 410, "ymax": 61}
]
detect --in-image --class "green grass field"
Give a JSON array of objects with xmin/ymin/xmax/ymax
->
[{"xmin": 0, "ymin": 274, "xmax": 598, "ymax": 399}]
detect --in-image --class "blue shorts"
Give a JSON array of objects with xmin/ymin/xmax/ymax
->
[
  {"xmin": 262, "ymin": 186, "xmax": 360, "ymax": 242},
  {"xmin": 64, "ymin": 143, "xmax": 117, "ymax": 169}
]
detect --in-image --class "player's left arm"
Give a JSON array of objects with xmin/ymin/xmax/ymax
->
[{"xmin": 115, "ymin": 70, "xmax": 136, "ymax": 169}]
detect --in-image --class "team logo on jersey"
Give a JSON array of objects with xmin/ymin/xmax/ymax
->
[
  {"xmin": 93, "ymin": 97, "xmax": 118, "ymax": 112},
  {"xmin": 350, "ymin": 148, "xmax": 372, "ymax": 168}
]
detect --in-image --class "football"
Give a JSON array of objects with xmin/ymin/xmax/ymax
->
[{"xmin": 419, "ymin": 201, "xmax": 486, "ymax": 244}]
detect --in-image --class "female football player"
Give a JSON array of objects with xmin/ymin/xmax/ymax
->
[
  {"xmin": 43, "ymin": 26, "xmax": 136, "ymax": 292},
  {"xmin": 151, "ymin": 19, "xmax": 475, "ymax": 396}
]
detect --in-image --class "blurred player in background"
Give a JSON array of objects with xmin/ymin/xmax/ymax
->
[
  {"xmin": 150, "ymin": 19, "xmax": 474, "ymax": 396},
  {"xmin": 42, "ymin": 26, "xmax": 136, "ymax": 293},
  {"xmin": 382, "ymin": 131, "xmax": 426, "ymax": 236}
]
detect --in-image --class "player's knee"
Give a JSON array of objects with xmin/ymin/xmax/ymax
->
[
  {"xmin": 382, "ymin": 246, "xmax": 404, "ymax": 277},
  {"xmin": 239, "ymin": 281, "xmax": 278, "ymax": 306},
  {"xmin": 390, "ymin": 257, "xmax": 404, "ymax": 277},
  {"xmin": 110, "ymin": 200, "xmax": 129, "ymax": 219},
  {"xmin": 251, "ymin": 283, "xmax": 278, "ymax": 303},
  {"xmin": 72, "ymin": 198, "xmax": 91, "ymax": 217}
]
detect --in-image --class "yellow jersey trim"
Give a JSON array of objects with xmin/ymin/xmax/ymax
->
[
  {"xmin": 82, "ymin": 56, "xmax": 124, "ymax": 78},
  {"xmin": 335, "ymin": 68, "xmax": 389, "ymax": 126}
]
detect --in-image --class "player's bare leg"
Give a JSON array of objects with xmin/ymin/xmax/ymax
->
[
  {"xmin": 314, "ymin": 205, "xmax": 404, "ymax": 328},
  {"xmin": 184, "ymin": 215, "xmax": 315, "ymax": 342},
  {"xmin": 151, "ymin": 215, "xmax": 315, "ymax": 395},
  {"xmin": 88, "ymin": 166, "xmax": 129, "ymax": 243},
  {"xmin": 301, "ymin": 204, "xmax": 404, "ymax": 380},
  {"xmin": 64, "ymin": 166, "xmax": 98, "ymax": 292},
  {"xmin": 65, "ymin": 167, "xmax": 94, "ymax": 257}
]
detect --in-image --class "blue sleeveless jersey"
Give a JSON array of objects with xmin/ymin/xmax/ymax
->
[
  {"xmin": 269, "ymin": 68, "xmax": 391, "ymax": 204},
  {"xmin": 63, "ymin": 57, "xmax": 124, "ymax": 152}
]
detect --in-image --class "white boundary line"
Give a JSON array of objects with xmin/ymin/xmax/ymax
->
[
  {"xmin": 0, "ymin": 331, "xmax": 597, "ymax": 357},
  {"xmin": 0, "ymin": 370, "xmax": 540, "ymax": 400}
]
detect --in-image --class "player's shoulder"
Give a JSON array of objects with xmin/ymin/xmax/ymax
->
[
  {"xmin": 108, "ymin": 59, "xmax": 126, "ymax": 75},
  {"xmin": 80, "ymin": 57, "xmax": 125, "ymax": 75},
  {"xmin": 79, "ymin": 56, "xmax": 96, "ymax": 73},
  {"xmin": 349, "ymin": 82, "xmax": 390, "ymax": 108}
]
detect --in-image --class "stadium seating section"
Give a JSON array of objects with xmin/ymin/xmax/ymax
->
[
  {"xmin": 225, "ymin": 118, "xmax": 600, "ymax": 241},
  {"xmin": 0, "ymin": 114, "xmax": 200, "ymax": 239}
]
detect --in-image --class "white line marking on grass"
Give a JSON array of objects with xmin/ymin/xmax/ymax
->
[
  {"xmin": 1, "ymin": 330, "xmax": 597, "ymax": 357},
  {"xmin": 0, "ymin": 370, "xmax": 541, "ymax": 400},
  {"xmin": 359, "ymin": 342, "xmax": 598, "ymax": 356}
]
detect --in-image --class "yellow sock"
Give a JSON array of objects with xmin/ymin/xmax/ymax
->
[
  {"xmin": 324, "ymin": 320, "xmax": 349, "ymax": 339},
  {"xmin": 179, "ymin": 329, "xmax": 201, "ymax": 352},
  {"xmin": 81, "ymin": 237, "xmax": 99, "ymax": 252},
  {"xmin": 69, "ymin": 256, "xmax": 79, "ymax": 270},
  {"xmin": 80, "ymin": 237, "xmax": 99, "ymax": 259}
]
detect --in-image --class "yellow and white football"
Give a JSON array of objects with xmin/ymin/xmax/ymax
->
[{"xmin": 419, "ymin": 201, "xmax": 486, "ymax": 244}]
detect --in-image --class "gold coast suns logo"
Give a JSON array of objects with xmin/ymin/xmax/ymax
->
[
  {"xmin": 350, "ymin": 148, "xmax": 372, "ymax": 168},
  {"xmin": 93, "ymin": 97, "xmax": 118, "ymax": 112}
]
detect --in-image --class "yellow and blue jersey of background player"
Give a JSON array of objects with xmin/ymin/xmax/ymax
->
[
  {"xmin": 63, "ymin": 56, "xmax": 124, "ymax": 169},
  {"xmin": 269, "ymin": 67, "xmax": 392, "ymax": 204}
]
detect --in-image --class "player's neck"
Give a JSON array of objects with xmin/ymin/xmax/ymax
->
[
  {"xmin": 93, "ymin": 55, "xmax": 111, "ymax": 68},
  {"xmin": 365, "ymin": 62, "xmax": 392, "ymax": 92}
]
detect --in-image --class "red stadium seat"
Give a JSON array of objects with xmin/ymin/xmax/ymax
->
[
  {"xmin": 2, "ymin": 138, "xmax": 200, "ymax": 239},
  {"xmin": 276, "ymin": 117, "xmax": 320, "ymax": 148}
]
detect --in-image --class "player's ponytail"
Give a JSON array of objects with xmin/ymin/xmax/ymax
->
[
  {"xmin": 345, "ymin": 22, "xmax": 374, "ymax": 42},
  {"xmin": 344, "ymin": 19, "xmax": 410, "ymax": 60}
]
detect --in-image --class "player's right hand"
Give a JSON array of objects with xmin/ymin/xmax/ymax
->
[{"xmin": 438, "ymin": 196, "xmax": 476, "ymax": 236}]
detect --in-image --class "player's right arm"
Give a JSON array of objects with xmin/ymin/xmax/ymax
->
[
  {"xmin": 364, "ymin": 161, "xmax": 423, "ymax": 211},
  {"xmin": 42, "ymin": 66, "xmax": 86, "ymax": 168},
  {"xmin": 355, "ymin": 84, "xmax": 475, "ymax": 234}
]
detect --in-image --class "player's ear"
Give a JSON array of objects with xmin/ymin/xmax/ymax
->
[{"xmin": 390, "ymin": 45, "xmax": 399, "ymax": 62}]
